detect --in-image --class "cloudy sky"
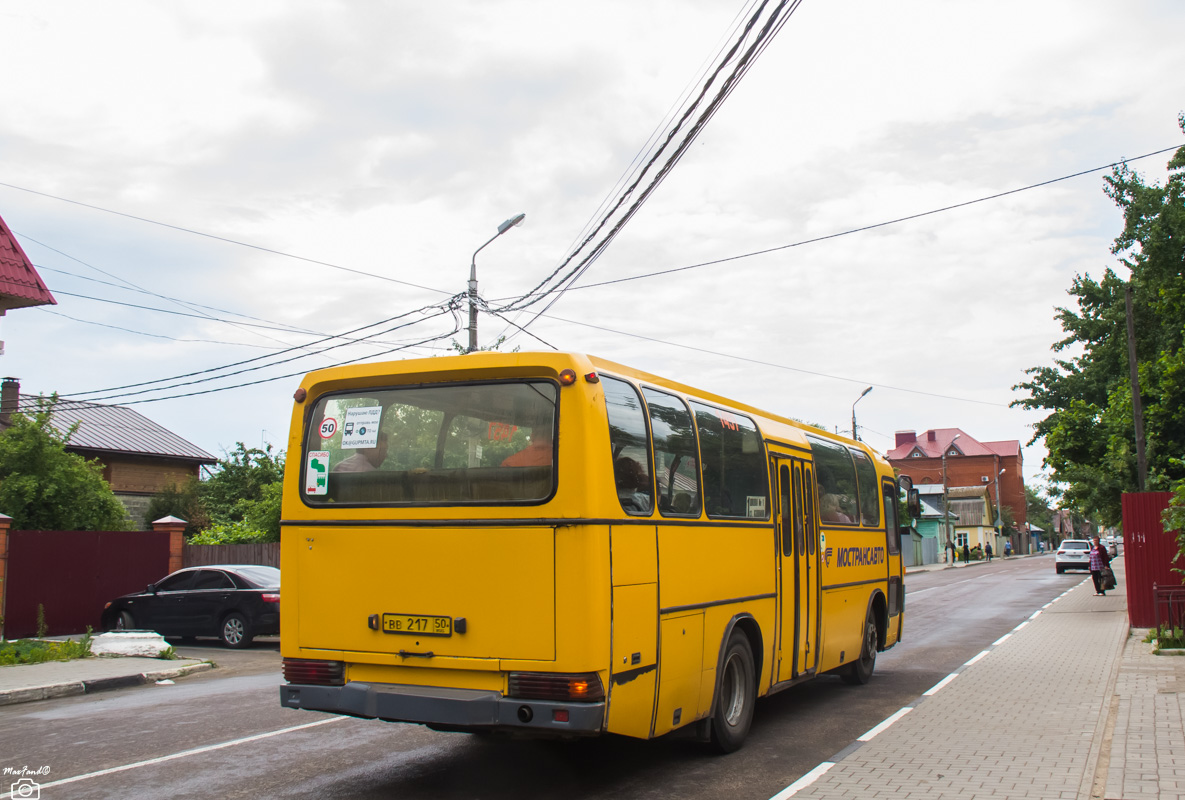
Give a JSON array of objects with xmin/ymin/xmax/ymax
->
[{"xmin": 1, "ymin": 0, "xmax": 1181, "ymax": 492}]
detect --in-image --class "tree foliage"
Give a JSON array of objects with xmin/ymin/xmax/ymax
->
[
  {"xmin": 0, "ymin": 398, "xmax": 129, "ymax": 531},
  {"xmin": 1015, "ymin": 116, "xmax": 1185, "ymax": 526},
  {"xmin": 144, "ymin": 443, "xmax": 284, "ymax": 542}
]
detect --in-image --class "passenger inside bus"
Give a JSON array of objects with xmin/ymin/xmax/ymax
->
[
  {"xmin": 614, "ymin": 456, "xmax": 652, "ymax": 513},
  {"xmin": 501, "ymin": 427, "xmax": 553, "ymax": 467},
  {"xmin": 332, "ymin": 431, "xmax": 390, "ymax": 473}
]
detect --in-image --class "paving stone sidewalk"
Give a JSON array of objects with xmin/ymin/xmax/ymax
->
[{"xmin": 779, "ymin": 569, "xmax": 1178, "ymax": 800}]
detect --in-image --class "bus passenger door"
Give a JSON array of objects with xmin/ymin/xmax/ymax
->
[{"xmin": 775, "ymin": 458, "xmax": 819, "ymax": 683}]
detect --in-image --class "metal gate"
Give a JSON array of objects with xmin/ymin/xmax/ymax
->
[
  {"xmin": 4, "ymin": 530, "xmax": 171, "ymax": 638},
  {"xmin": 1120, "ymin": 492, "xmax": 1184, "ymax": 628}
]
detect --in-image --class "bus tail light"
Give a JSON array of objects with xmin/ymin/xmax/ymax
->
[
  {"xmin": 508, "ymin": 672, "xmax": 604, "ymax": 702},
  {"xmin": 283, "ymin": 658, "xmax": 345, "ymax": 686}
]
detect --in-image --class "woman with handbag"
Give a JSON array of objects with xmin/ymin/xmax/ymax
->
[{"xmin": 1089, "ymin": 535, "xmax": 1112, "ymax": 596}]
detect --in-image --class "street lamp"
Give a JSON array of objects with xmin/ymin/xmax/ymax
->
[
  {"xmin": 468, "ymin": 213, "xmax": 526, "ymax": 353},
  {"xmin": 942, "ymin": 433, "xmax": 961, "ymax": 563},
  {"xmin": 851, "ymin": 386, "xmax": 872, "ymax": 441}
]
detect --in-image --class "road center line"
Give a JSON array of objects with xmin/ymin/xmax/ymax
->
[{"xmin": 15, "ymin": 716, "xmax": 344, "ymax": 794}]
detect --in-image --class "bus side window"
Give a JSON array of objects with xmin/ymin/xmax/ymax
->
[
  {"xmin": 642, "ymin": 388, "xmax": 701, "ymax": 517},
  {"xmin": 691, "ymin": 403, "xmax": 768, "ymax": 519},
  {"xmin": 602, "ymin": 376, "xmax": 654, "ymax": 516},
  {"xmin": 883, "ymin": 481, "xmax": 901, "ymax": 555},
  {"xmin": 807, "ymin": 436, "xmax": 858, "ymax": 525},
  {"xmin": 804, "ymin": 465, "xmax": 817, "ymax": 554}
]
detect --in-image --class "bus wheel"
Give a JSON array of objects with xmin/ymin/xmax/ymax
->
[
  {"xmin": 842, "ymin": 608, "xmax": 878, "ymax": 686},
  {"xmin": 709, "ymin": 632, "xmax": 756, "ymax": 753}
]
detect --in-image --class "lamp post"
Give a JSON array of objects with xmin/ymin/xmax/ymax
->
[
  {"xmin": 851, "ymin": 386, "xmax": 872, "ymax": 441},
  {"xmin": 994, "ymin": 464, "xmax": 1006, "ymax": 558},
  {"xmin": 467, "ymin": 213, "xmax": 526, "ymax": 353},
  {"xmin": 942, "ymin": 433, "xmax": 960, "ymax": 563}
]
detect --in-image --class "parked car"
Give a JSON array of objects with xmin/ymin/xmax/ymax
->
[
  {"xmin": 102, "ymin": 565, "xmax": 280, "ymax": 648},
  {"xmin": 1105, "ymin": 535, "xmax": 1119, "ymax": 557},
  {"xmin": 1054, "ymin": 539, "xmax": 1092, "ymax": 574}
]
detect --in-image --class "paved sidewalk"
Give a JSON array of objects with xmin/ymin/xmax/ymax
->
[
  {"xmin": 0, "ymin": 655, "xmax": 212, "ymax": 706},
  {"xmin": 779, "ymin": 562, "xmax": 1185, "ymax": 800}
]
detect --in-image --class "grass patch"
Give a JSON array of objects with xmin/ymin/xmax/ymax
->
[
  {"xmin": 0, "ymin": 630, "xmax": 94, "ymax": 666},
  {"xmin": 1144, "ymin": 625, "xmax": 1185, "ymax": 652}
]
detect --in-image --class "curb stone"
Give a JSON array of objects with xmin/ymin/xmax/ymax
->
[{"xmin": 0, "ymin": 661, "xmax": 213, "ymax": 707}]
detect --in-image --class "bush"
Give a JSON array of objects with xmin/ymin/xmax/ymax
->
[{"xmin": 0, "ymin": 630, "xmax": 93, "ymax": 665}]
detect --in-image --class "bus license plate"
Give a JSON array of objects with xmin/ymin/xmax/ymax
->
[{"xmin": 382, "ymin": 613, "xmax": 452, "ymax": 637}]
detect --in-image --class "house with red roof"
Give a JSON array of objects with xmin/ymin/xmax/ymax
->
[
  {"xmin": 887, "ymin": 428, "xmax": 1028, "ymax": 553},
  {"xmin": 0, "ymin": 212, "xmax": 56, "ymax": 349}
]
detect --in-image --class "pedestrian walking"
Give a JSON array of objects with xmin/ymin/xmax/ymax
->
[
  {"xmin": 985, "ymin": 542, "xmax": 993, "ymax": 562},
  {"xmin": 1004, "ymin": 541, "xmax": 1012, "ymax": 557},
  {"xmin": 1089, "ymin": 535, "xmax": 1112, "ymax": 596},
  {"xmin": 962, "ymin": 543, "xmax": 971, "ymax": 564}
]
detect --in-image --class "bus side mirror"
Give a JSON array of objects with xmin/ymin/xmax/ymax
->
[{"xmin": 906, "ymin": 488, "xmax": 920, "ymax": 519}]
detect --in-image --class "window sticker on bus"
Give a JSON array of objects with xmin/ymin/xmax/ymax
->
[
  {"xmin": 746, "ymin": 496, "xmax": 766, "ymax": 517},
  {"xmin": 306, "ymin": 451, "xmax": 330, "ymax": 495},
  {"xmin": 488, "ymin": 421, "xmax": 518, "ymax": 441},
  {"xmin": 342, "ymin": 406, "xmax": 382, "ymax": 449},
  {"xmin": 718, "ymin": 411, "xmax": 741, "ymax": 432},
  {"xmin": 318, "ymin": 417, "xmax": 338, "ymax": 439}
]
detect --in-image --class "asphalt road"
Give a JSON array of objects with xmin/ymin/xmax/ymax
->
[{"xmin": 1, "ymin": 555, "xmax": 1079, "ymax": 800}]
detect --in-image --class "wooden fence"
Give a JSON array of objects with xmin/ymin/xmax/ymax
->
[{"xmin": 183, "ymin": 542, "xmax": 280, "ymax": 568}]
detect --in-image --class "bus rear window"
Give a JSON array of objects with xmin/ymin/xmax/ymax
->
[{"xmin": 302, "ymin": 381, "xmax": 557, "ymax": 505}]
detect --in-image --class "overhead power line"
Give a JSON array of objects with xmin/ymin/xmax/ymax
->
[
  {"xmin": 537, "ymin": 311, "xmax": 1012, "ymax": 408},
  {"xmin": 498, "ymin": 144, "xmax": 1185, "ymax": 305},
  {"xmin": 0, "ymin": 180, "xmax": 450, "ymax": 294}
]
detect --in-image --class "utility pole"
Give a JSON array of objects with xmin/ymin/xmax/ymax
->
[{"xmin": 1125, "ymin": 284, "xmax": 1148, "ymax": 490}]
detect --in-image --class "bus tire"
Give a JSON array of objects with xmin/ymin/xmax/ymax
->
[
  {"xmin": 842, "ymin": 607, "xmax": 878, "ymax": 686},
  {"xmin": 709, "ymin": 632, "xmax": 756, "ymax": 753}
]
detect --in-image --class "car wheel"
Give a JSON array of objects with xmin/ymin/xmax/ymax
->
[
  {"xmin": 709, "ymin": 631, "xmax": 756, "ymax": 753},
  {"xmin": 842, "ymin": 607, "xmax": 878, "ymax": 686},
  {"xmin": 220, "ymin": 612, "xmax": 254, "ymax": 648},
  {"xmin": 115, "ymin": 611, "xmax": 134, "ymax": 631},
  {"xmin": 1056, "ymin": 565, "xmax": 1064, "ymax": 574}
]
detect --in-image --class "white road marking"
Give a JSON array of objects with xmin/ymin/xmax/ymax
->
[
  {"xmin": 963, "ymin": 650, "xmax": 990, "ymax": 666},
  {"xmin": 924, "ymin": 673, "xmax": 958, "ymax": 695},
  {"xmin": 857, "ymin": 707, "xmax": 913, "ymax": 741},
  {"xmin": 769, "ymin": 762, "xmax": 836, "ymax": 799},
  {"xmin": 1013, "ymin": 620, "xmax": 1030, "ymax": 632},
  {"xmin": 6, "ymin": 716, "xmax": 344, "ymax": 795},
  {"xmin": 992, "ymin": 633, "xmax": 1012, "ymax": 646}
]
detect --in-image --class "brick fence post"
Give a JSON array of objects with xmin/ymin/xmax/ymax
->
[
  {"xmin": 152, "ymin": 515, "xmax": 187, "ymax": 574},
  {"xmin": 0, "ymin": 513, "xmax": 10, "ymax": 639}
]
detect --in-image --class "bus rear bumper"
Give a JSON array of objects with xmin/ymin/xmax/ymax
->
[{"xmin": 280, "ymin": 681, "xmax": 605, "ymax": 733}]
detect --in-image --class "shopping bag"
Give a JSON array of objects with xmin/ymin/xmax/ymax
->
[{"xmin": 1103, "ymin": 566, "xmax": 1116, "ymax": 590}]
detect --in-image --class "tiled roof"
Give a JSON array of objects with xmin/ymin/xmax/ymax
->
[
  {"xmin": 19, "ymin": 396, "xmax": 216, "ymax": 464},
  {"xmin": 0, "ymin": 213, "xmax": 55, "ymax": 311},
  {"xmin": 887, "ymin": 428, "xmax": 1020, "ymax": 460}
]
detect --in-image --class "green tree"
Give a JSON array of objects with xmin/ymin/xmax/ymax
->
[
  {"xmin": 0, "ymin": 397, "xmax": 129, "ymax": 530},
  {"xmin": 144, "ymin": 442, "xmax": 285, "ymax": 542},
  {"xmin": 1014, "ymin": 116, "xmax": 1185, "ymax": 526}
]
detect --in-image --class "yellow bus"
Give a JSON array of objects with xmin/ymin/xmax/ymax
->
[{"xmin": 279, "ymin": 352, "xmax": 913, "ymax": 752}]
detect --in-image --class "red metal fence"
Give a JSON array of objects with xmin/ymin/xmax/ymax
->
[
  {"xmin": 1121, "ymin": 492, "xmax": 1185, "ymax": 628},
  {"xmin": 5, "ymin": 530, "xmax": 171, "ymax": 638}
]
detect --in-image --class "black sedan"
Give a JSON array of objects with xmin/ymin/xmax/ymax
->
[{"xmin": 102, "ymin": 565, "xmax": 280, "ymax": 648}]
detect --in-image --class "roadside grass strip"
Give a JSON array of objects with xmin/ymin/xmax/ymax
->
[
  {"xmin": 1, "ymin": 717, "xmax": 345, "ymax": 797},
  {"xmin": 769, "ymin": 762, "xmax": 836, "ymax": 799}
]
